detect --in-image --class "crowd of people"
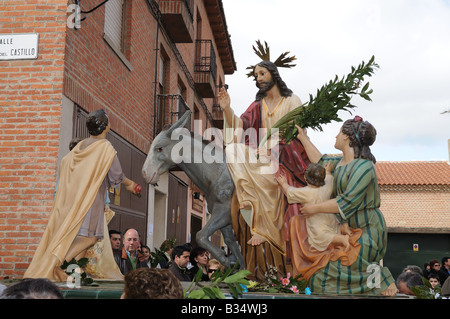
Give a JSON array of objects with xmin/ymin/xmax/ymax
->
[
  {"xmin": 107, "ymin": 229, "xmax": 226, "ymax": 283},
  {"xmin": 0, "ymin": 230, "xmax": 227, "ymax": 299},
  {"xmin": 3, "ymin": 233, "xmax": 449, "ymax": 299},
  {"xmin": 2, "ymin": 213, "xmax": 449, "ymax": 299},
  {"xmin": 396, "ymin": 257, "xmax": 450, "ymax": 297}
]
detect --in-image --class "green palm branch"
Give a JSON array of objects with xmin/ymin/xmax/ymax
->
[{"xmin": 259, "ymin": 56, "xmax": 379, "ymax": 148}]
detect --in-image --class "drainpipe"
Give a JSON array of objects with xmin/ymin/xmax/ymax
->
[{"xmin": 152, "ymin": 1, "xmax": 161, "ymax": 139}]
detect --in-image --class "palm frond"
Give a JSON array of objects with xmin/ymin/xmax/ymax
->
[{"xmin": 259, "ymin": 56, "xmax": 379, "ymax": 147}]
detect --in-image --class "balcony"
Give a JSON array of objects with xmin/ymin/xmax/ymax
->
[
  {"xmin": 194, "ymin": 40, "xmax": 217, "ymax": 98},
  {"xmin": 155, "ymin": 94, "xmax": 191, "ymax": 137},
  {"xmin": 159, "ymin": 0, "xmax": 194, "ymax": 43}
]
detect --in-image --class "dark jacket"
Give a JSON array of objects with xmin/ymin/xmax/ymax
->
[
  {"xmin": 158, "ymin": 253, "xmax": 171, "ymax": 269},
  {"xmin": 113, "ymin": 247, "xmax": 148, "ymax": 275},
  {"xmin": 438, "ymin": 267, "xmax": 450, "ymax": 285},
  {"xmin": 190, "ymin": 265, "xmax": 210, "ymax": 281},
  {"xmin": 168, "ymin": 262, "xmax": 192, "ymax": 282}
]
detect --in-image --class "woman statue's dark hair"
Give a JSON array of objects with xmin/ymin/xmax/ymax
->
[
  {"xmin": 254, "ymin": 61, "xmax": 293, "ymax": 101},
  {"xmin": 86, "ymin": 109, "xmax": 109, "ymax": 136},
  {"xmin": 341, "ymin": 116, "xmax": 377, "ymax": 163}
]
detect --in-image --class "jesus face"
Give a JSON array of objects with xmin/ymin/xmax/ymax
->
[{"xmin": 254, "ymin": 65, "xmax": 275, "ymax": 93}]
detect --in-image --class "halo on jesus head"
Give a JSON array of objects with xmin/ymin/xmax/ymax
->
[{"xmin": 246, "ymin": 40, "xmax": 297, "ymax": 77}]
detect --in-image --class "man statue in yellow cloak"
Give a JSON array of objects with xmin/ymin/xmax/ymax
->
[{"xmin": 24, "ymin": 109, "xmax": 141, "ymax": 281}]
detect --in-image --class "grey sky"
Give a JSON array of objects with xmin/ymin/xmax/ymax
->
[{"xmin": 222, "ymin": 0, "xmax": 450, "ymax": 161}]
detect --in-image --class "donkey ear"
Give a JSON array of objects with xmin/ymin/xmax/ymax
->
[{"xmin": 166, "ymin": 110, "xmax": 191, "ymax": 136}]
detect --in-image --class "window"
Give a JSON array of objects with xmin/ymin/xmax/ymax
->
[
  {"xmin": 104, "ymin": 0, "xmax": 124, "ymax": 50},
  {"xmin": 104, "ymin": 0, "xmax": 132, "ymax": 70}
]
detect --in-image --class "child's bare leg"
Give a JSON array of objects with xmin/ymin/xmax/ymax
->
[
  {"xmin": 340, "ymin": 223, "xmax": 353, "ymax": 236},
  {"xmin": 332, "ymin": 234, "xmax": 350, "ymax": 251}
]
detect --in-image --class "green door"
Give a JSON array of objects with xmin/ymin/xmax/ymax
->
[{"xmin": 383, "ymin": 233, "xmax": 450, "ymax": 279}]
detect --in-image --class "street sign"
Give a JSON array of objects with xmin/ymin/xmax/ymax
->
[{"xmin": 0, "ymin": 33, "xmax": 39, "ymax": 60}]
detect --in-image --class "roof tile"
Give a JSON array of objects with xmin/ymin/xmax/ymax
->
[{"xmin": 376, "ymin": 161, "xmax": 450, "ymax": 185}]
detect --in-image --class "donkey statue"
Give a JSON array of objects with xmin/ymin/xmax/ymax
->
[{"xmin": 142, "ymin": 110, "xmax": 244, "ymax": 270}]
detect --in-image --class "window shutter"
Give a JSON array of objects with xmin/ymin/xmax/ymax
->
[{"xmin": 104, "ymin": 0, "xmax": 124, "ymax": 50}]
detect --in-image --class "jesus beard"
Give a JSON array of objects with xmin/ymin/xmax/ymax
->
[{"xmin": 256, "ymin": 79, "xmax": 276, "ymax": 96}]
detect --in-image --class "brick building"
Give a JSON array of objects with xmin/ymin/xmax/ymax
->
[
  {"xmin": 2, "ymin": 0, "xmax": 448, "ymax": 282},
  {"xmin": 0, "ymin": 0, "xmax": 235, "ymax": 278},
  {"xmin": 376, "ymin": 160, "xmax": 450, "ymax": 277}
]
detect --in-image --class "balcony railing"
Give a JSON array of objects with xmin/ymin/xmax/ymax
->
[
  {"xmin": 195, "ymin": 40, "xmax": 217, "ymax": 80},
  {"xmin": 194, "ymin": 40, "xmax": 217, "ymax": 98},
  {"xmin": 155, "ymin": 94, "xmax": 191, "ymax": 137}
]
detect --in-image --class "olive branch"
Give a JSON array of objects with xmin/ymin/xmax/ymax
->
[
  {"xmin": 185, "ymin": 262, "xmax": 251, "ymax": 299},
  {"xmin": 259, "ymin": 56, "xmax": 379, "ymax": 148}
]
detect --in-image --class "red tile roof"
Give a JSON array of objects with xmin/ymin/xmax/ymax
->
[{"xmin": 376, "ymin": 161, "xmax": 450, "ymax": 185}]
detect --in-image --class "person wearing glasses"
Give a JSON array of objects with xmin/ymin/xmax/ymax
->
[
  {"xmin": 207, "ymin": 259, "xmax": 225, "ymax": 280},
  {"xmin": 430, "ymin": 258, "xmax": 450, "ymax": 285}
]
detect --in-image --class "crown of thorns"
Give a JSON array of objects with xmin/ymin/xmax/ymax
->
[{"xmin": 246, "ymin": 40, "xmax": 297, "ymax": 77}]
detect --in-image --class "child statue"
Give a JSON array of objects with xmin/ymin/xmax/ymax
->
[{"xmin": 277, "ymin": 163, "xmax": 354, "ymax": 252}]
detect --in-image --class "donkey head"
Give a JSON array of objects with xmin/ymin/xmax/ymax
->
[{"xmin": 142, "ymin": 110, "xmax": 191, "ymax": 185}]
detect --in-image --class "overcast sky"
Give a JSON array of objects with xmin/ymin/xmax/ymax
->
[{"xmin": 221, "ymin": 0, "xmax": 450, "ymax": 162}]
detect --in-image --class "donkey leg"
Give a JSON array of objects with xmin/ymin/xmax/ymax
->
[
  {"xmin": 196, "ymin": 215, "xmax": 230, "ymax": 268},
  {"xmin": 221, "ymin": 224, "xmax": 244, "ymax": 270}
]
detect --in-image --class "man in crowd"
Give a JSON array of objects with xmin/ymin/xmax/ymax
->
[
  {"xmin": 113, "ymin": 228, "xmax": 148, "ymax": 275},
  {"xmin": 109, "ymin": 229, "xmax": 121, "ymax": 252},
  {"xmin": 168, "ymin": 245, "xmax": 192, "ymax": 281}
]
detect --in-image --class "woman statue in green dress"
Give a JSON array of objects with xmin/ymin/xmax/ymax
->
[{"xmin": 291, "ymin": 116, "xmax": 398, "ymax": 296}]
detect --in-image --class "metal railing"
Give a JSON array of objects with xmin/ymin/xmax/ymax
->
[
  {"xmin": 155, "ymin": 94, "xmax": 191, "ymax": 135},
  {"xmin": 195, "ymin": 39, "xmax": 217, "ymax": 82},
  {"xmin": 147, "ymin": 1, "xmax": 217, "ymax": 134}
]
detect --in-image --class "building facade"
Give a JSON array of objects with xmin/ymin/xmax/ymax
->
[
  {"xmin": 376, "ymin": 161, "xmax": 450, "ymax": 277},
  {"xmin": 0, "ymin": 0, "xmax": 235, "ymax": 278}
]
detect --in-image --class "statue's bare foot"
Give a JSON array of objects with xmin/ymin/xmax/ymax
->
[
  {"xmin": 380, "ymin": 283, "xmax": 398, "ymax": 296},
  {"xmin": 54, "ymin": 266, "xmax": 69, "ymax": 282},
  {"xmin": 239, "ymin": 201, "xmax": 252, "ymax": 210},
  {"xmin": 247, "ymin": 234, "xmax": 266, "ymax": 246}
]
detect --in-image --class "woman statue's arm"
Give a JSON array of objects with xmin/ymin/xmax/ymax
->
[
  {"xmin": 295, "ymin": 125, "xmax": 323, "ymax": 163},
  {"xmin": 301, "ymin": 198, "xmax": 340, "ymax": 216}
]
